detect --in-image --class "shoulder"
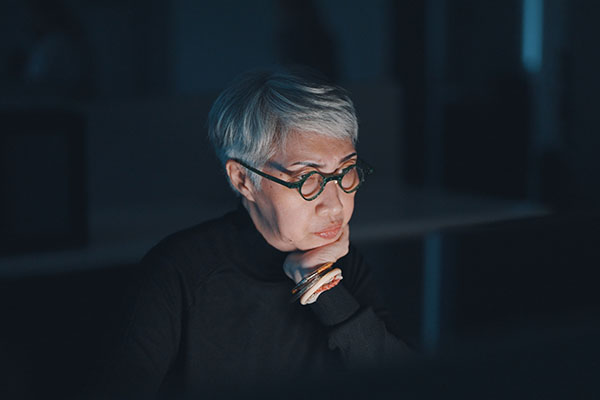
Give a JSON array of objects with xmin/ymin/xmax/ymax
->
[
  {"xmin": 140, "ymin": 209, "xmax": 238, "ymax": 289},
  {"xmin": 341, "ymin": 243, "xmax": 368, "ymax": 272},
  {"xmin": 336, "ymin": 242, "xmax": 370, "ymax": 290}
]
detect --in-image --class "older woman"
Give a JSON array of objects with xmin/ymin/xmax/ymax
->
[{"xmin": 98, "ymin": 68, "xmax": 411, "ymax": 398}]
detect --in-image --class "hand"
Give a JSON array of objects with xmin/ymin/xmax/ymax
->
[{"xmin": 283, "ymin": 225, "xmax": 350, "ymax": 284}]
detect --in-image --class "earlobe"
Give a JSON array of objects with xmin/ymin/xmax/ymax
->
[{"xmin": 225, "ymin": 160, "xmax": 256, "ymax": 202}]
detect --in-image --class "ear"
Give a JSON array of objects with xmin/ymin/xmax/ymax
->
[{"xmin": 225, "ymin": 159, "xmax": 257, "ymax": 202}]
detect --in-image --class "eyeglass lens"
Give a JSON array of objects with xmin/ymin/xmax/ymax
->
[{"xmin": 299, "ymin": 166, "xmax": 362, "ymax": 198}]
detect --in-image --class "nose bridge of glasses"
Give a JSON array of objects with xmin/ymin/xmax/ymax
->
[
  {"xmin": 317, "ymin": 174, "xmax": 343, "ymax": 200},
  {"xmin": 314, "ymin": 171, "xmax": 342, "ymax": 191},
  {"xmin": 320, "ymin": 174, "xmax": 344, "ymax": 195},
  {"xmin": 324, "ymin": 173, "xmax": 342, "ymax": 183}
]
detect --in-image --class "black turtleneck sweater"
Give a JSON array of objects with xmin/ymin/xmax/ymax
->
[{"xmin": 96, "ymin": 204, "xmax": 411, "ymax": 398}]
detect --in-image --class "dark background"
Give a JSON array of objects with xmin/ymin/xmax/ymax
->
[{"xmin": 1, "ymin": 0, "xmax": 599, "ymax": 398}]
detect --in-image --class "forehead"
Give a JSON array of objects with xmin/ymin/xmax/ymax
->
[{"xmin": 277, "ymin": 131, "xmax": 355, "ymax": 164}]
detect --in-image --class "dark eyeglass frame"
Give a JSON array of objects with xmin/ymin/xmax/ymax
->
[{"xmin": 233, "ymin": 157, "xmax": 374, "ymax": 201}]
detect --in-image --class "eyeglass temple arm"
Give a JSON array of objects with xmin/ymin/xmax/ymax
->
[
  {"xmin": 233, "ymin": 159, "xmax": 301, "ymax": 189},
  {"xmin": 357, "ymin": 157, "xmax": 374, "ymax": 174}
]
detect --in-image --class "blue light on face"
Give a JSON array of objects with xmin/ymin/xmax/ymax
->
[{"xmin": 522, "ymin": 0, "xmax": 544, "ymax": 73}]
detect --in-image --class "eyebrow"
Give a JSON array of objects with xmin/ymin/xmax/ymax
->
[{"xmin": 288, "ymin": 152, "xmax": 358, "ymax": 169}]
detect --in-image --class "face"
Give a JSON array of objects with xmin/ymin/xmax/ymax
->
[{"xmin": 245, "ymin": 131, "xmax": 357, "ymax": 252}]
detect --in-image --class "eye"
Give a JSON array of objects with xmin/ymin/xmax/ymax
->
[
  {"xmin": 339, "ymin": 162, "xmax": 357, "ymax": 173},
  {"xmin": 295, "ymin": 170, "xmax": 317, "ymax": 179}
]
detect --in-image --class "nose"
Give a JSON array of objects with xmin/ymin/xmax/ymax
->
[{"xmin": 315, "ymin": 179, "xmax": 343, "ymax": 217}]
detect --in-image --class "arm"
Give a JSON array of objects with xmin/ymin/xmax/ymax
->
[
  {"xmin": 308, "ymin": 244, "xmax": 413, "ymax": 369},
  {"xmin": 283, "ymin": 226, "xmax": 414, "ymax": 369}
]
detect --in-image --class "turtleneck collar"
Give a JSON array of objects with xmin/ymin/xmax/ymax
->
[{"xmin": 228, "ymin": 202, "xmax": 290, "ymax": 282}]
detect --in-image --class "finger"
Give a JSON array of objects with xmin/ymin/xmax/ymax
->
[
  {"xmin": 304, "ymin": 226, "xmax": 350, "ymax": 265},
  {"xmin": 325, "ymin": 224, "xmax": 350, "ymax": 257},
  {"xmin": 283, "ymin": 224, "xmax": 351, "ymax": 281}
]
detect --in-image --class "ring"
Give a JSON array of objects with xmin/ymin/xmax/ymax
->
[
  {"xmin": 291, "ymin": 262, "xmax": 334, "ymax": 295},
  {"xmin": 300, "ymin": 268, "xmax": 343, "ymax": 305}
]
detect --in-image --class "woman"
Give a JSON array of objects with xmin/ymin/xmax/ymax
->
[{"xmin": 97, "ymin": 68, "xmax": 411, "ymax": 398}]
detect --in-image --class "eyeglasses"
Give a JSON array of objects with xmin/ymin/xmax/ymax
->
[{"xmin": 233, "ymin": 158, "xmax": 373, "ymax": 201}]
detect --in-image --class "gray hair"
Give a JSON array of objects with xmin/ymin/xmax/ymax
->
[{"xmin": 207, "ymin": 67, "xmax": 358, "ymax": 191}]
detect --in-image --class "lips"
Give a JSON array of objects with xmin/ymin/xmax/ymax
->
[{"xmin": 314, "ymin": 223, "xmax": 343, "ymax": 240}]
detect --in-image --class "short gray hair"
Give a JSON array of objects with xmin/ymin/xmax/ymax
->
[{"xmin": 208, "ymin": 67, "xmax": 358, "ymax": 190}]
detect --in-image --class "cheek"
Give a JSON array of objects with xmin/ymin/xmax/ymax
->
[
  {"xmin": 342, "ymin": 195, "xmax": 355, "ymax": 223},
  {"xmin": 272, "ymin": 193, "xmax": 355, "ymax": 247},
  {"xmin": 280, "ymin": 205, "xmax": 317, "ymax": 244},
  {"xmin": 272, "ymin": 196, "xmax": 313, "ymax": 241}
]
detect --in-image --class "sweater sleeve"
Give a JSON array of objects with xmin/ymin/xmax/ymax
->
[{"xmin": 308, "ymin": 244, "xmax": 413, "ymax": 368}]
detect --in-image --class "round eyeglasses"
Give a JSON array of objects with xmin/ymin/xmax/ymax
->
[{"xmin": 233, "ymin": 158, "xmax": 373, "ymax": 201}]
